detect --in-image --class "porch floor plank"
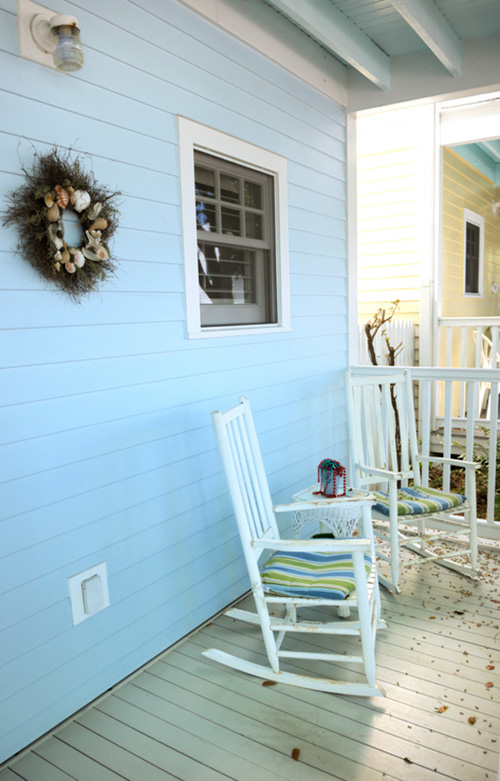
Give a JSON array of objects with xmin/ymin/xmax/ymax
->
[{"xmin": 1, "ymin": 546, "xmax": 498, "ymax": 781}]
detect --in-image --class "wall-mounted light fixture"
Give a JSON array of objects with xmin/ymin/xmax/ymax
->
[
  {"xmin": 17, "ymin": 0, "xmax": 83, "ymax": 73},
  {"xmin": 493, "ymin": 200, "xmax": 500, "ymax": 217}
]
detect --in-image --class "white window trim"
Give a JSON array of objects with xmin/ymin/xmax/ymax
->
[
  {"xmin": 178, "ymin": 116, "xmax": 290, "ymax": 338},
  {"xmin": 463, "ymin": 208, "xmax": 484, "ymax": 297}
]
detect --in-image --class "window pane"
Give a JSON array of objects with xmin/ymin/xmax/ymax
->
[
  {"xmin": 195, "ymin": 167, "xmax": 215, "ymax": 199},
  {"xmin": 244, "ymin": 181, "xmax": 261, "ymax": 209},
  {"xmin": 192, "ymin": 148, "xmax": 279, "ymax": 329},
  {"xmin": 198, "ymin": 244, "xmax": 255, "ymax": 304},
  {"xmin": 196, "ymin": 200, "xmax": 216, "ymax": 232},
  {"xmin": 221, "ymin": 207, "xmax": 241, "ymax": 236},
  {"xmin": 465, "ymin": 222, "xmax": 480, "ymax": 294},
  {"xmin": 220, "ymin": 174, "xmax": 240, "ymax": 204},
  {"xmin": 245, "ymin": 212, "xmax": 263, "ymax": 239}
]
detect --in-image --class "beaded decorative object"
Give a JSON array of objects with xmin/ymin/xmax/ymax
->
[{"xmin": 314, "ymin": 458, "xmax": 347, "ymax": 497}]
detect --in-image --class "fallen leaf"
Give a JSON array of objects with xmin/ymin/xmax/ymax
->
[
  {"xmin": 437, "ymin": 705, "xmax": 449, "ymax": 713},
  {"xmin": 403, "ymin": 757, "xmax": 413, "ymax": 764},
  {"xmin": 454, "ymin": 611, "xmax": 465, "ymax": 615},
  {"xmin": 468, "ymin": 717, "xmax": 477, "ymax": 725},
  {"xmin": 262, "ymin": 680, "xmax": 277, "ymax": 687},
  {"xmin": 485, "ymin": 682, "xmax": 494, "ymax": 688},
  {"xmin": 486, "ymin": 665, "xmax": 495, "ymax": 671},
  {"xmin": 429, "ymin": 616, "xmax": 436, "ymax": 620},
  {"xmin": 291, "ymin": 748, "xmax": 300, "ymax": 761}
]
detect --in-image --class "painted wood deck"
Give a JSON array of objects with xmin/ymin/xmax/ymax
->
[{"xmin": 1, "ymin": 546, "xmax": 499, "ymax": 781}]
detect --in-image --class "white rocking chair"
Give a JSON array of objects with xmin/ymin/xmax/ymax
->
[
  {"xmin": 345, "ymin": 370, "xmax": 479, "ymax": 594},
  {"xmin": 473, "ymin": 330, "xmax": 500, "ymax": 418},
  {"xmin": 205, "ymin": 395, "xmax": 387, "ymax": 697}
]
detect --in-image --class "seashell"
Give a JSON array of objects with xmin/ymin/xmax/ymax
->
[
  {"xmin": 48, "ymin": 224, "xmax": 61, "ymax": 247},
  {"xmin": 73, "ymin": 251, "xmax": 85, "ymax": 268},
  {"xmin": 54, "ymin": 250, "xmax": 62, "ymax": 261},
  {"xmin": 84, "ymin": 230, "xmax": 102, "ymax": 252},
  {"xmin": 82, "ymin": 246, "xmax": 100, "ymax": 261},
  {"xmin": 95, "ymin": 246, "xmax": 109, "ymax": 261},
  {"xmin": 88, "ymin": 202, "xmax": 102, "ymax": 220},
  {"xmin": 55, "ymin": 185, "xmax": 69, "ymax": 209},
  {"xmin": 46, "ymin": 203, "xmax": 60, "ymax": 222},
  {"xmin": 67, "ymin": 186, "xmax": 75, "ymax": 194},
  {"xmin": 65, "ymin": 261, "xmax": 76, "ymax": 274},
  {"xmin": 90, "ymin": 217, "xmax": 107, "ymax": 231},
  {"xmin": 71, "ymin": 190, "xmax": 91, "ymax": 212},
  {"xmin": 54, "ymin": 261, "xmax": 61, "ymax": 272},
  {"xmin": 68, "ymin": 247, "xmax": 77, "ymax": 255},
  {"xmin": 44, "ymin": 193, "xmax": 55, "ymax": 208},
  {"xmin": 61, "ymin": 248, "xmax": 70, "ymax": 264}
]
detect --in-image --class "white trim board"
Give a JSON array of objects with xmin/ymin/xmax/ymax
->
[{"xmin": 177, "ymin": 116, "xmax": 291, "ymax": 339}]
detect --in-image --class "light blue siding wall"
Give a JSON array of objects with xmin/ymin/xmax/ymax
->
[{"xmin": 0, "ymin": 0, "xmax": 348, "ymax": 761}]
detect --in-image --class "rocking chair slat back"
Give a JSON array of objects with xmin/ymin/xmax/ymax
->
[{"xmin": 212, "ymin": 396, "xmax": 278, "ymax": 555}]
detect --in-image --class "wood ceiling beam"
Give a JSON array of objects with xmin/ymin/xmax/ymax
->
[
  {"xmin": 480, "ymin": 140, "xmax": 500, "ymax": 163},
  {"xmin": 266, "ymin": 0, "xmax": 390, "ymax": 90},
  {"xmin": 389, "ymin": 0, "xmax": 462, "ymax": 77}
]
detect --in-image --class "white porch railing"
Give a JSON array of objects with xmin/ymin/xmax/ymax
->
[
  {"xmin": 358, "ymin": 320, "xmax": 415, "ymax": 366},
  {"xmin": 350, "ymin": 365, "xmax": 500, "ymax": 540},
  {"xmin": 437, "ymin": 317, "xmax": 500, "ymax": 419}
]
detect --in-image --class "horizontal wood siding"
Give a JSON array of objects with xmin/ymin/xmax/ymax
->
[
  {"xmin": 0, "ymin": 0, "xmax": 347, "ymax": 762},
  {"xmin": 356, "ymin": 104, "xmax": 435, "ymax": 325},
  {"xmin": 441, "ymin": 147, "xmax": 500, "ymax": 317}
]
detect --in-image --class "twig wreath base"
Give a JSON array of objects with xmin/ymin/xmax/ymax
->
[{"xmin": 2, "ymin": 148, "xmax": 121, "ymax": 300}]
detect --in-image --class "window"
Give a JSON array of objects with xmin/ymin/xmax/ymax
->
[
  {"xmin": 195, "ymin": 152, "xmax": 275, "ymax": 327},
  {"xmin": 463, "ymin": 209, "xmax": 484, "ymax": 296},
  {"xmin": 178, "ymin": 117, "xmax": 290, "ymax": 337}
]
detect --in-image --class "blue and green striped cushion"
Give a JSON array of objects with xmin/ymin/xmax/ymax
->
[
  {"xmin": 260, "ymin": 550, "xmax": 372, "ymax": 600},
  {"xmin": 373, "ymin": 485, "xmax": 467, "ymax": 517}
]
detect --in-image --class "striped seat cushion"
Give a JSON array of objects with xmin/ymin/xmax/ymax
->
[
  {"xmin": 261, "ymin": 550, "xmax": 372, "ymax": 600},
  {"xmin": 373, "ymin": 485, "xmax": 467, "ymax": 517}
]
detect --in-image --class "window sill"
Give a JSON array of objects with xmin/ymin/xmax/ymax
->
[{"xmin": 187, "ymin": 323, "xmax": 292, "ymax": 339}]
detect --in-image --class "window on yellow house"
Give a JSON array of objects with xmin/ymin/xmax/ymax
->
[{"xmin": 464, "ymin": 209, "xmax": 484, "ymax": 296}]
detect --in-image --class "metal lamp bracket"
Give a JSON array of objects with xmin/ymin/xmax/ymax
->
[{"xmin": 30, "ymin": 13, "xmax": 53, "ymax": 53}]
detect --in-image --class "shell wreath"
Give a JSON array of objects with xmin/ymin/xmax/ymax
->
[{"xmin": 2, "ymin": 148, "xmax": 121, "ymax": 300}]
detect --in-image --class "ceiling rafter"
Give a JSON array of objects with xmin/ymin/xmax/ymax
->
[
  {"xmin": 266, "ymin": 0, "xmax": 391, "ymax": 90},
  {"xmin": 480, "ymin": 140, "xmax": 500, "ymax": 163},
  {"xmin": 388, "ymin": 0, "xmax": 462, "ymax": 76}
]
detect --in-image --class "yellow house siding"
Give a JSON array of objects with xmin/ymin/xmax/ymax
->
[
  {"xmin": 356, "ymin": 105, "xmax": 435, "ymax": 325},
  {"xmin": 441, "ymin": 147, "xmax": 500, "ymax": 318}
]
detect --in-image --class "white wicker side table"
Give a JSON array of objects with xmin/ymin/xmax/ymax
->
[
  {"xmin": 292, "ymin": 485, "xmax": 373, "ymax": 538},
  {"xmin": 291, "ymin": 485, "xmax": 375, "ymax": 618}
]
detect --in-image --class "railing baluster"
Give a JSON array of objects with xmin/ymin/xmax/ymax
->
[
  {"xmin": 446, "ymin": 327, "xmax": 453, "ymax": 368},
  {"xmin": 420, "ymin": 379, "xmax": 431, "ymax": 486},
  {"xmin": 442, "ymin": 380, "xmax": 453, "ymax": 490},
  {"xmin": 492, "ymin": 327, "xmax": 499, "ymax": 369},
  {"xmin": 459, "ymin": 327, "xmax": 467, "ymax": 417},
  {"xmin": 487, "ymin": 384, "xmax": 498, "ymax": 523}
]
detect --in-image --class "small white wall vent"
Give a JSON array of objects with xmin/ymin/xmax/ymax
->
[{"xmin": 68, "ymin": 562, "xmax": 110, "ymax": 625}]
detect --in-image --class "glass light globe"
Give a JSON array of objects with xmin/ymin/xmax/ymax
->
[{"xmin": 50, "ymin": 15, "xmax": 84, "ymax": 73}]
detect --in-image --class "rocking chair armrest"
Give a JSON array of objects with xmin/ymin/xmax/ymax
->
[
  {"xmin": 417, "ymin": 455, "xmax": 480, "ymax": 470},
  {"xmin": 251, "ymin": 538, "xmax": 372, "ymax": 554},
  {"xmin": 355, "ymin": 463, "xmax": 403, "ymax": 481}
]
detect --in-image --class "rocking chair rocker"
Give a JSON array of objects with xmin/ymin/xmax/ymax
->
[
  {"xmin": 345, "ymin": 370, "xmax": 479, "ymax": 594},
  {"xmin": 205, "ymin": 395, "xmax": 387, "ymax": 697}
]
